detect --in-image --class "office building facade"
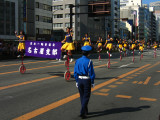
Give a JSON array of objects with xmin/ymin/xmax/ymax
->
[
  {"xmin": 150, "ymin": 1, "xmax": 160, "ymax": 41},
  {"xmin": 23, "ymin": 0, "xmax": 52, "ymax": 40},
  {"xmin": 105, "ymin": 0, "xmax": 120, "ymax": 39},
  {"xmin": 52, "ymin": 0, "xmax": 118, "ymax": 42},
  {"xmin": 35, "ymin": 0, "xmax": 52, "ymax": 40},
  {"xmin": 0, "ymin": 0, "xmax": 18, "ymax": 40},
  {"xmin": 120, "ymin": 0, "xmax": 142, "ymax": 7}
]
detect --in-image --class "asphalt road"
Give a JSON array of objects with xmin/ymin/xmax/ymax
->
[{"xmin": 0, "ymin": 49, "xmax": 160, "ymax": 120}]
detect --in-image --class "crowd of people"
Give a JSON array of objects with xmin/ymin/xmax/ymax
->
[{"xmin": 0, "ymin": 42, "xmax": 17, "ymax": 58}]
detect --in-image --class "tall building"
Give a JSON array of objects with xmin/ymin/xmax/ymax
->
[
  {"xmin": 139, "ymin": 5, "xmax": 151, "ymax": 41},
  {"xmin": 52, "ymin": 0, "xmax": 76, "ymax": 41},
  {"xmin": 120, "ymin": 5, "xmax": 139, "ymax": 40},
  {"xmin": 120, "ymin": 0, "xmax": 142, "ymax": 7},
  {"xmin": 23, "ymin": 0, "xmax": 52, "ymax": 40},
  {"xmin": 149, "ymin": 7, "xmax": 157, "ymax": 42},
  {"xmin": 35, "ymin": 0, "xmax": 52, "ymax": 40},
  {"xmin": 52, "ymin": 0, "xmax": 119, "ymax": 41},
  {"xmin": 53, "ymin": 0, "xmax": 106, "ymax": 41},
  {"xmin": 105, "ymin": 0, "xmax": 120, "ymax": 39},
  {"xmin": 0, "ymin": 0, "xmax": 18, "ymax": 40},
  {"xmin": 150, "ymin": 1, "xmax": 160, "ymax": 41},
  {"xmin": 120, "ymin": 4, "xmax": 153, "ymax": 41}
]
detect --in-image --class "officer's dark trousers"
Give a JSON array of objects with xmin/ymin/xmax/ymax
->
[{"xmin": 78, "ymin": 78, "xmax": 91, "ymax": 115}]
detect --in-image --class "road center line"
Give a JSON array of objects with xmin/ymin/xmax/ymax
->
[
  {"xmin": 0, "ymin": 60, "xmax": 56, "ymax": 68},
  {"xmin": 0, "ymin": 62, "xmax": 117, "ymax": 91},
  {"xmin": 0, "ymin": 63, "xmax": 65, "ymax": 75},
  {"xmin": 139, "ymin": 97, "xmax": 157, "ymax": 102},
  {"xmin": 12, "ymin": 64, "xmax": 150, "ymax": 120},
  {"xmin": 143, "ymin": 77, "xmax": 151, "ymax": 85},
  {"xmin": 115, "ymin": 95, "xmax": 132, "ymax": 99},
  {"xmin": 93, "ymin": 92, "xmax": 109, "ymax": 96}
]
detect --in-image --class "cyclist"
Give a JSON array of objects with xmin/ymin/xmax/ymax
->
[
  {"xmin": 96, "ymin": 37, "xmax": 103, "ymax": 52},
  {"xmin": 61, "ymin": 27, "xmax": 75, "ymax": 62},
  {"xmin": 130, "ymin": 39, "xmax": 136, "ymax": 52},
  {"xmin": 103, "ymin": 35, "xmax": 113, "ymax": 57},
  {"xmin": 139, "ymin": 41, "xmax": 144, "ymax": 54},
  {"xmin": 117, "ymin": 39, "xmax": 123, "ymax": 53},
  {"xmin": 15, "ymin": 30, "xmax": 25, "ymax": 58},
  {"xmin": 82, "ymin": 33, "xmax": 91, "ymax": 46},
  {"xmin": 123, "ymin": 39, "xmax": 128, "ymax": 56},
  {"xmin": 153, "ymin": 41, "xmax": 158, "ymax": 50}
]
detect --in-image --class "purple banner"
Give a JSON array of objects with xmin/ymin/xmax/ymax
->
[{"xmin": 25, "ymin": 41, "xmax": 61, "ymax": 59}]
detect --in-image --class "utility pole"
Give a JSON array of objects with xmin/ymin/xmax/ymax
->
[{"xmin": 69, "ymin": 4, "xmax": 74, "ymax": 29}]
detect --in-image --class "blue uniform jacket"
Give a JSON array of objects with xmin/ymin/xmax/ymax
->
[{"xmin": 74, "ymin": 56, "xmax": 95, "ymax": 84}]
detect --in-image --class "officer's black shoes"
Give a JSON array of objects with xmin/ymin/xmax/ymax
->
[{"xmin": 79, "ymin": 114, "xmax": 87, "ymax": 119}]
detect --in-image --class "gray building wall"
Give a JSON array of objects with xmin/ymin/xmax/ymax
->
[
  {"xmin": 106, "ymin": 0, "xmax": 120, "ymax": 40},
  {"xmin": 52, "ymin": 0, "xmax": 108, "ymax": 42},
  {"xmin": 150, "ymin": 1, "xmax": 160, "ymax": 41},
  {"xmin": 0, "ymin": 0, "xmax": 18, "ymax": 40}
]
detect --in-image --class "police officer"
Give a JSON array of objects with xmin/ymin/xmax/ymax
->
[{"xmin": 74, "ymin": 45, "xmax": 95, "ymax": 119}]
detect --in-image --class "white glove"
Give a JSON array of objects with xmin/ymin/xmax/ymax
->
[
  {"xmin": 92, "ymin": 84, "xmax": 95, "ymax": 88},
  {"xmin": 76, "ymin": 83, "xmax": 78, "ymax": 88}
]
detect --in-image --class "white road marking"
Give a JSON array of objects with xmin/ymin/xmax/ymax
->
[{"xmin": 118, "ymin": 63, "xmax": 133, "ymax": 68}]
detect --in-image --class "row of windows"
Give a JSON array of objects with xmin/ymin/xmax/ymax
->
[
  {"xmin": 53, "ymin": 5, "xmax": 63, "ymax": 10},
  {"xmin": 53, "ymin": 14, "xmax": 70, "ymax": 18},
  {"xmin": 0, "ymin": 1, "xmax": 15, "ymax": 35},
  {"xmin": 36, "ymin": 15, "xmax": 52, "ymax": 23},
  {"xmin": 53, "ymin": 23, "xmax": 74, "ymax": 28},
  {"xmin": 36, "ymin": 28, "xmax": 51, "ymax": 34},
  {"xmin": 53, "ymin": 0, "xmax": 63, "ymax": 2},
  {"xmin": 53, "ymin": 4, "xmax": 70, "ymax": 10},
  {"xmin": 36, "ymin": 2, "xmax": 52, "ymax": 11}
]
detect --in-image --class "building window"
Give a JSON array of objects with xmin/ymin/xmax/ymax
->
[
  {"xmin": 36, "ymin": 2, "xmax": 39, "ymax": 8},
  {"xmin": 65, "ymin": 23, "xmax": 70, "ymax": 27},
  {"xmin": 43, "ymin": 4, "xmax": 52, "ymax": 11},
  {"xmin": 43, "ymin": 16, "xmax": 52, "ymax": 23},
  {"xmin": 36, "ymin": 15, "xmax": 39, "ymax": 21},
  {"xmin": 53, "ymin": 14, "xmax": 63, "ymax": 18},
  {"xmin": 53, "ymin": 23, "xmax": 63, "ymax": 28},
  {"xmin": 120, "ymin": 4, "xmax": 126, "ymax": 7},
  {"xmin": 65, "ymin": 14, "xmax": 70, "ymax": 18},
  {"xmin": 65, "ymin": 4, "xmax": 70, "ymax": 9},
  {"xmin": 43, "ymin": 29, "xmax": 51, "ymax": 34},
  {"xmin": 53, "ymin": 5, "xmax": 63, "ymax": 10},
  {"xmin": 65, "ymin": 22, "xmax": 74, "ymax": 27},
  {"xmin": 53, "ymin": 0, "xmax": 63, "ymax": 1},
  {"xmin": 36, "ymin": 28, "xmax": 39, "ymax": 34}
]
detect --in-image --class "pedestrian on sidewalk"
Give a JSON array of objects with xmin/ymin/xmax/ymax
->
[{"xmin": 74, "ymin": 45, "xmax": 95, "ymax": 119}]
